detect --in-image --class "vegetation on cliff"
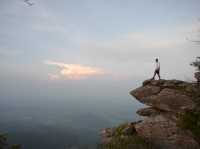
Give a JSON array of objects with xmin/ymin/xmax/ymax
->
[
  {"xmin": 99, "ymin": 123, "xmax": 152, "ymax": 149},
  {"xmin": 0, "ymin": 134, "xmax": 21, "ymax": 149},
  {"xmin": 191, "ymin": 57, "xmax": 200, "ymax": 71}
]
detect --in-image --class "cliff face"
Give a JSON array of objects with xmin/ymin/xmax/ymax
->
[{"xmin": 101, "ymin": 79, "xmax": 200, "ymax": 149}]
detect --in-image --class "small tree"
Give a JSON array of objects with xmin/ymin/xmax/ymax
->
[
  {"xmin": 191, "ymin": 57, "xmax": 200, "ymax": 71},
  {"xmin": 191, "ymin": 57, "xmax": 200, "ymax": 84}
]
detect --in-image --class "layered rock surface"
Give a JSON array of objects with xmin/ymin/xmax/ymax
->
[
  {"xmin": 101, "ymin": 79, "xmax": 200, "ymax": 149},
  {"xmin": 130, "ymin": 79, "xmax": 196, "ymax": 113}
]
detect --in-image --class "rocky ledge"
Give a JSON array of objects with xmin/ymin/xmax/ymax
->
[{"xmin": 101, "ymin": 79, "xmax": 200, "ymax": 149}]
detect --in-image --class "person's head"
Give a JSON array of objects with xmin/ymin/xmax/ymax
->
[{"xmin": 155, "ymin": 58, "xmax": 158, "ymax": 62}]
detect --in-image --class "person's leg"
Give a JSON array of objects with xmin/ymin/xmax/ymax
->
[
  {"xmin": 157, "ymin": 70, "xmax": 161, "ymax": 80},
  {"xmin": 152, "ymin": 70, "xmax": 156, "ymax": 80}
]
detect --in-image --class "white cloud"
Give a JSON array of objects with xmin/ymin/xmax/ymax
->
[{"xmin": 44, "ymin": 60, "xmax": 105, "ymax": 80}]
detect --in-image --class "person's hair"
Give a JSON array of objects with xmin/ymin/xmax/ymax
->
[{"xmin": 156, "ymin": 58, "xmax": 158, "ymax": 62}]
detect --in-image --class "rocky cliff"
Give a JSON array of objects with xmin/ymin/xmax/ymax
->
[{"xmin": 101, "ymin": 79, "xmax": 200, "ymax": 149}]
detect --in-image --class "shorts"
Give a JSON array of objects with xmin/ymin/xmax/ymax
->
[{"xmin": 155, "ymin": 69, "xmax": 160, "ymax": 74}]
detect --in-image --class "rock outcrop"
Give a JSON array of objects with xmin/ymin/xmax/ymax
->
[
  {"xmin": 101, "ymin": 79, "xmax": 200, "ymax": 149},
  {"xmin": 130, "ymin": 79, "xmax": 196, "ymax": 113}
]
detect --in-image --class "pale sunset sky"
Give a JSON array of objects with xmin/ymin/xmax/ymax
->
[{"xmin": 0, "ymin": 0, "xmax": 199, "ymax": 81}]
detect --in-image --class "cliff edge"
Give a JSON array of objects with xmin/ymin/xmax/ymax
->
[{"xmin": 101, "ymin": 79, "xmax": 200, "ymax": 149}]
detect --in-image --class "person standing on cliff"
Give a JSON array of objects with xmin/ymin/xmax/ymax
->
[{"xmin": 152, "ymin": 58, "xmax": 160, "ymax": 80}]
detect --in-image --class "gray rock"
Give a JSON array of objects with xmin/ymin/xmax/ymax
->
[
  {"xmin": 130, "ymin": 80, "xmax": 195, "ymax": 113},
  {"xmin": 143, "ymin": 79, "xmax": 165, "ymax": 86},
  {"xmin": 130, "ymin": 85, "xmax": 161, "ymax": 101},
  {"xmin": 144, "ymin": 88, "xmax": 195, "ymax": 112},
  {"xmin": 137, "ymin": 107, "xmax": 161, "ymax": 116},
  {"xmin": 135, "ymin": 115, "xmax": 199, "ymax": 149}
]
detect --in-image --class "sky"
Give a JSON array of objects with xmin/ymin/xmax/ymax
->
[
  {"xmin": 2, "ymin": 2, "xmax": 200, "ymax": 148},
  {"xmin": 0, "ymin": 0, "xmax": 200, "ymax": 82}
]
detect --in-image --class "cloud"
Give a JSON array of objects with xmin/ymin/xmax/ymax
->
[
  {"xmin": 81, "ymin": 34, "xmax": 178, "ymax": 62},
  {"xmin": 80, "ymin": 22, "xmax": 200, "ymax": 63},
  {"xmin": 48, "ymin": 73, "xmax": 60, "ymax": 80},
  {"xmin": 44, "ymin": 60, "xmax": 105, "ymax": 80}
]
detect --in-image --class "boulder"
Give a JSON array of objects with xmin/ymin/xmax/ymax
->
[{"xmin": 135, "ymin": 115, "xmax": 199, "ymax": 149}]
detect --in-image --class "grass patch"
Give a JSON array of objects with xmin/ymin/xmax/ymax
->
[{"xmin": 99, "ymin": 123, "xmax": 153, "ymax": 149}]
